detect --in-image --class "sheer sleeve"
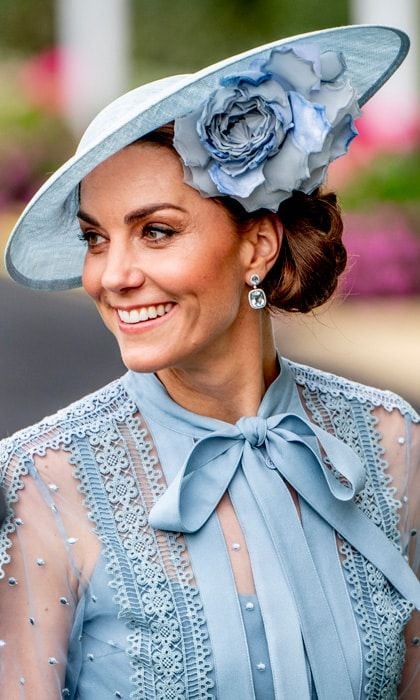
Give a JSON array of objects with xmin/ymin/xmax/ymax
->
[
  {"xmin": 0, "ymin": 442, "xmax": 100, "ymax": 698},
  {"xmin": 374, "ymin": 406, "xmax": 419, "ymax": 699}
]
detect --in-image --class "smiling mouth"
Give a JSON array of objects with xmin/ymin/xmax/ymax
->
[{"xmin": 117, "ymin": 303, "xmax": 175, "ymax": 324}]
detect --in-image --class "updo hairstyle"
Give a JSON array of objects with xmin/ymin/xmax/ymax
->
[{"xmin": 138, "ymin": 124, "xmax": 347, "ymax": 314}]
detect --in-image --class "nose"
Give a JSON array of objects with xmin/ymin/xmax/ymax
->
[{"xmin": 101, "ymin": 239, "xmax": 145, "ymax": 293}]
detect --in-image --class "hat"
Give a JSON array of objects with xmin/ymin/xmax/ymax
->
[{"xmin": 5, "ymin": 24, "xmax": 409, "ymax": 291}]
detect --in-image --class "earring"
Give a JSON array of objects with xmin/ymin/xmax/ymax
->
[{"xmin": 248, "ymin": 274, "xmax": 267, "ymax": 309}]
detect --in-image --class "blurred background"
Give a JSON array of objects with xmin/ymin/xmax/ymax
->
[{"xmin": 0, "ymin": 0, "xmax": 419, "ymax": 437}]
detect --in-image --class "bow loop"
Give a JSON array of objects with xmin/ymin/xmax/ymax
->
[
  {"xmin": 149, "ymin": 406, "xmax": 366, "ymax": 533},
  {"xmin": 236, "ymin": 416, "xmax": 267, "ymax": 446}
]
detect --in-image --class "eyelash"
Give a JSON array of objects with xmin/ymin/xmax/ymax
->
[
  {"xmin": 77, "ymin": 230, "xmax": 102, "ymax": 246},
  {"xmin": 77, "ymin": 225, "xmax": 178, "ymax": 247}
]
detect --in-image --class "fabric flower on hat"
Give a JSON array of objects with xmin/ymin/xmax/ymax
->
[{"xmin": 174, "ymin": 44, "xmax": 360, "ymax": 212}]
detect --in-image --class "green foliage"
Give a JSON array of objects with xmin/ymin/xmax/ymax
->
[
  {"xmin": 131, "ymin": 0, "xmax": 348, "ymax": 77},
  {"xmin": 0, "ymin": 0, "xmax": 348, "ymax": 76},
  {"xmin": 0, "ymin": 0, "xmax": 55, "ymax": 55},
  {"xmin": 341, "ymin": 151, "xmax": 420, "ymax": 210}
]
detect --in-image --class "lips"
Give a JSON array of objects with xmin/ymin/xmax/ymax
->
[{"xmin": 117, "ymin": 303, "xmax": 174, "ymax": 324}]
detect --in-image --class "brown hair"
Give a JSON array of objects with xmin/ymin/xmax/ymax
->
[{"xmin": 136, "ymin": 124, "xmax": 347, "ymax": 313}]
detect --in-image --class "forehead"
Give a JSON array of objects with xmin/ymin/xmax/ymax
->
[
  {"xmin": 79, "ymin": 142, "xmax": 234, "ymax": 228},
  {"xmin": 80, "ymin": 143, "xmax": 186, "ymax": 202}
]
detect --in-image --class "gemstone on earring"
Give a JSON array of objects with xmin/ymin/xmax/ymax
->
[
  {"xmin": 248, "ymin": 273, "xmax": 267, "ymax": 309},
  {"xmin": 248, "ymin": 288, "xmax": 267, "ymax": 309}
]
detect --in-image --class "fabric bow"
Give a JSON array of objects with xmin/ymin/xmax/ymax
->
[
  {"xmin": 149, "ymin": 411, "xmax": 365, "ymax": 533},
  {"xmin": 148, "ymin": 407, "xmax": 420, "ymax": 608}
]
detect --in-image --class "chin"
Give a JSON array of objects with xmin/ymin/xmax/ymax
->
[
  {"xmin": 118, "ymin": 344, "xmax": 179, "ymax": 375},
  {"xmin": 120, "ymin": 351, "xmax": 163, "ymax": 374}
]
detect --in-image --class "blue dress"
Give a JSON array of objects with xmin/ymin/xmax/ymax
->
[{"xmin": 0, "ymin": 357, "xmax": 418, "ymax": 698}]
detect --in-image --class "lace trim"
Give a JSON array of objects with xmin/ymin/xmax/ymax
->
[
  {"xmin": 299, "ymin": 380, "xmax": 413, "ymax": 699},
  {"xmin": 287, "ymin": 358, "xmax": 419, "ymax": 420},
  {"xmin": 0, "ymin": 379, "xmax": 214, "ymax": 699},
  {"xmin": 72, "ymin": 410, "xmax": 213, "ymax": 699},
  {"xmin": 0, "ymin": 379, "xmax": 132, "ymax": 577}
]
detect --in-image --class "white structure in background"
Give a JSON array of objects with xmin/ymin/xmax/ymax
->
[
  {"xmin": 351, "ymin": 0, "xmax": 419, "ymax": 147},
  {"xmin": 57, "ymin": 0, "xmax": 130, "ymax": 137}
]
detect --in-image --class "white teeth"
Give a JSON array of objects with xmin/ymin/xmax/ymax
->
[
  {"xmin": 117, "ymin": 303, "xmax": 173, "ymax": 324},
  {"xmin": 129, "ymin": 309, "xmax": 141, "ymax": 323},
  {"xmin": 119, "ymin": 309, "xmax": 131, "ymax": 323}
]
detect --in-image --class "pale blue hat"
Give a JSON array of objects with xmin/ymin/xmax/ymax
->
[{"xmin": 5, "ymin": 25, "xmax": 409, "ymax": 290}]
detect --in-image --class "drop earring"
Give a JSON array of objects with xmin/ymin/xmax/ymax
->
[{"xmin": 248, "ymin": 274, "xmax": 267, "ymax": 309}]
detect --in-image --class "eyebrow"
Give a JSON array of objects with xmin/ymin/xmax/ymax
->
[{"xmin": 76, "ymin": 203, "xmax": 187, "ymax": 226}]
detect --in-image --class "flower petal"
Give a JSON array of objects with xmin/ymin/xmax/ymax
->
[
  {"xmin": 263, "ymin": 134, "xmax": 310, "ymax": 192},
  {"xmin": 201, "ymin": 86, "xmax": 238, "ymax": 119},
  {"xmin": 264, "ymin": 136, "xmax": 309, "ymax": 194},
  {"xmin": 209, "ymin": 162, "xmax": 265, "ymax": 198},
  {"xmin": 289, "ymin": 92, "xmax": 330, "ymax": 153},
  {"xmin": 264, "ymin": 45, "xmax": 320, "ymax": 95},
  {"xmin": 221, "ymin": 70, "xmax": 267, "ymax": 88},
  {"xmin": 174, "ymin": 111, "xmax": 210, "ymax": 167},
  {"xmin": 307, "ymin": 133, "xmax": 333, "ymax": 170},
  {"xmin": 183, "ymin": 164, "xmax": 220, "ymax": 197},
  {"xmin": 300, "ymin": 164, "xmax": 328, "ymax": 193},
  {"xmin": 244, "ymin": 78, "xmax": 290, "ymax": 108},
  {"xmin": 236, "ymin": 183, "xmax": 290, "ymax": 213},
  {"xmin": 319, "ymin": 51, "xmax": 346, "ymax": 82},
  {"xmin": 328, "ymin": 115, "xmax": 359, "ymax": 160},
  {"xmin": 314, "ymin": 80, "xmax": 358, "ymax": 125}
]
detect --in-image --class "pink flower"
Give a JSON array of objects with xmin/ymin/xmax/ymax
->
[{"xmin": 341, "ymin": 208, "xmax": 420, "ymax": 297}]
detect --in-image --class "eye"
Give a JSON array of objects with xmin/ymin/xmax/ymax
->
[
  {"xmin": 77, "ymin": 230, "xmax": 106, "ymax": 248},
  {"xmin": 143, "ymin": 225, "xmax": 176, "ymax": 242}
]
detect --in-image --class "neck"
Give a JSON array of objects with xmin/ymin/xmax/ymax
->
[{"xmin": 156, "ymin": 312, "xmax": 278, "ymax": 423}]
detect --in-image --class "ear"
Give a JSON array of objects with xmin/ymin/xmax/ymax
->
[{"xmin": 241, "ymin": 214, "xmax": 283, "ymax": 282}]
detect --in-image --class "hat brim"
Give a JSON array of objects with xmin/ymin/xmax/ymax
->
[{"xmin": 5, "ymin": 24, "xmax": 409, "ymax": 290}]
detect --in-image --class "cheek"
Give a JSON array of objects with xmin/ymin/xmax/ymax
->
[
  {"xmin": 185, "ymin": 254, "xmax": 246, "ymax": 326},
  {"xmin": 81, "ymin": 256, "xmax": 101, "ymax": 300},
  {"xmin": 185, "ymin": 235, "xmax": 243, "ymax": 285}
]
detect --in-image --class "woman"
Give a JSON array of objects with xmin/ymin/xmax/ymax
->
[{"xmin": 0, "ymin": 25, "xmax": 418, "ymax": 699}]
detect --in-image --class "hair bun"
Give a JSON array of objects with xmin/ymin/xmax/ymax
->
[{"xmin": 265, "ymin": 189, "xmax": 346, "ymax": 313}]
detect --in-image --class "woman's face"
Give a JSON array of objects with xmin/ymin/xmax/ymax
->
[{"xmin": 80, "ymin": 143, "xmax": 258, "ymax": 374}]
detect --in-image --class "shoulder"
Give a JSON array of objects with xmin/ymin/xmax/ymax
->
[
  {"xmin": 0, "ymin": 375, "xmax": 135, "ymax": 469},
  {"xmin": 285, "ymin": 357, "xmax": 419, "ymax": 422}
]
